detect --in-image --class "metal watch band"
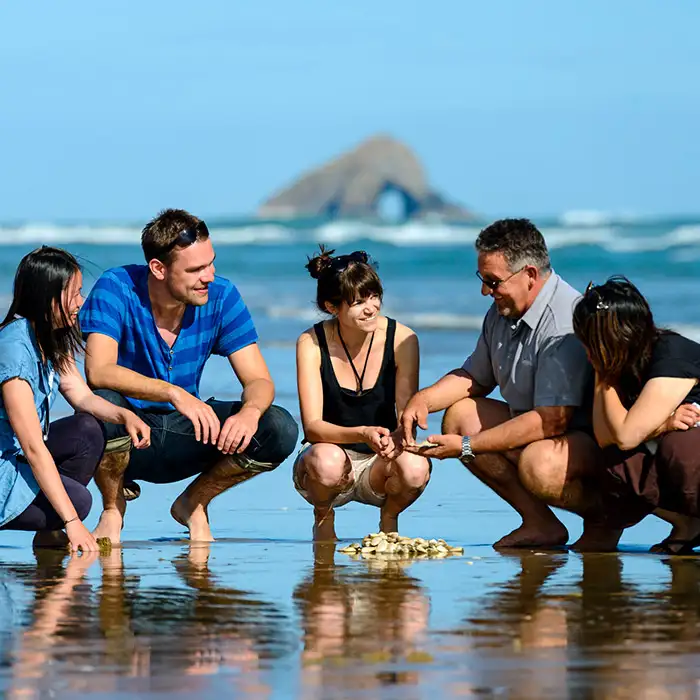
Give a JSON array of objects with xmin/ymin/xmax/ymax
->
[{"xmin": 460, "ymin": 435, "xmax": 475, "ymax": 464}]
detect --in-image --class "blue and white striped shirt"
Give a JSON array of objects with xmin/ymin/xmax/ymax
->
[{"xmin": 80, "ymin": 265, "xmax": 258, "ymax": 410}]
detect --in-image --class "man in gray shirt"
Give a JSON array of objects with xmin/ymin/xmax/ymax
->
[{"xmin": 401, "ymin": 218, "xmax": 611, "ymax": 549}]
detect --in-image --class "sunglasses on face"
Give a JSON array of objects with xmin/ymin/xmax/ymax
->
[
  {"xmin": 161, "ymin": 221, "xmax": 210, "ymax": 256},
  {"xmin": 475, "ymin": 265, "xmax": 526, "ymax": 291}
]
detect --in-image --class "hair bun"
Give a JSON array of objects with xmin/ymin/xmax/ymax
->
[{"xmin": 305, "ymin": 245, "xmax": 336, "ymax": 279}]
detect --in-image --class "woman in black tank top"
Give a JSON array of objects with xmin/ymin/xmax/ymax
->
[{"xmin": 294, "ymin": 247, "xmax": 430, "ymax": 541}]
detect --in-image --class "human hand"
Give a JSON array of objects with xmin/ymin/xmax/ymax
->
[
  {"xmin": 664, "ymin": 403, "xmax": 700, "ymax": 433},
  {"xmin": 171, "ymin": 388, "xmax": 221, "ymax": 444},
  {"xmin": 400, "ymin": 395, "xmax": 429, "ymax": 446},
  {"xmin": 362, "ymin": 426, "xmax": 391, "ymax": 454},
  {"xmin": 217, "ymin": 406, "xmax": 261, "ymax": 455},
  {"xmin": 404, "ymin": 433, "xmax": 461, "ymax": 460},
  {"xmin": 120, "ymin": 410, "xmax": 151, "ymax": 449},
  {"xmin": 65, "ymin": 519, "xmax": 99, "ymax": 553},
  {"xmin": 378, "ymin": 428, "xmax": 403, "ymax": 460}
]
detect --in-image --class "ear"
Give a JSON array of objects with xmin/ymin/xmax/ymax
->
[
  {"xmin": 148, "ymin": 258, "xmax": 167, "ymax": 281},
  {"xmin": 324, "ymin": 301, "xmax": 337, "ymax": 315},
  {"xmin": 525, "ymin": 265, "xmax": 539, "ymax": 288}
]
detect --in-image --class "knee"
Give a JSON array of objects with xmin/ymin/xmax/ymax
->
[
  {"xmin": 260, "ymin": 406, "xmax": 299, "ymax": 464},
  {"xmin": 519, "ymin": 441, "xmax": 565, "ymax": 501},
  {"xmin": 73, "ymin": 486, "xmax": 93, "ymax": 522},
  {"xmin": 393, "ymin": 454, "xmax": 431, "ymax": 490},
  {"xmin": 304, "ymin": 445, "xmax": 349, "ymax": 488},
  {"xmin": 442, "ymin": 398, "xmax": 480, "ymax": 435}
]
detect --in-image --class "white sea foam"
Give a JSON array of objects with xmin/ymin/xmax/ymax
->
[{"xmin": 2, "ymin": 220, "xmax": 700, "ymax": 253}]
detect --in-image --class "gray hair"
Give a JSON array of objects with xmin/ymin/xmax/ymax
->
[{"xmin": 475, "ymin": 218, "xmax": 551, "ymax": 272}]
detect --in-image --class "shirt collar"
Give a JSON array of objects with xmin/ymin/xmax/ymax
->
[{"xmin": 513, "ymin": 271, "xmax": 559, "ymax": 331}]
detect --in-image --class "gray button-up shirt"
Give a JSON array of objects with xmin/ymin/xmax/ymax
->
[{"xmin": 462, "ymin": 271, "xmax": 591, "ymax": 418}]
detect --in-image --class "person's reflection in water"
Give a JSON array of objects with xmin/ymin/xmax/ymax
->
[
  {"xmin": 3, "ymin": 544, "xmax": 291, "ymax": 697},
  {"xmin": 293, "ymin": 542, "xmax": 431, "ymax": 696}
]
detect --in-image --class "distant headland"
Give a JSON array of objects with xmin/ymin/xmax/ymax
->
[{"xmin": 258, "ymin": 135, "xmax": 473, "ymax": 222}]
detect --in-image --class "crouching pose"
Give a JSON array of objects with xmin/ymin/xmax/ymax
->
[
  {"xmin": 0, "ymin": 248, "xmax": 150, "ymax": 551},
  {"xmin": 294, "ymin": 248, "xmax": 430, "ymax": 541},
  {"xmin": 79, "ymin": 209, "xmax": 298, "ymax": 544},
  {"xmin": 573, "ymin": 276, "xmax": 700, "ymax": 553}
]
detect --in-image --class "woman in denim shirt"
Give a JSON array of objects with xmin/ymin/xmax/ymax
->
[{"xmin": 0, "ymin": 247, "xmax": 150, "ymax": 552}]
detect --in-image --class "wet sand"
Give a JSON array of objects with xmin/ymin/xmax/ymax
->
[{"xmin": 2, "ymin": 463, "xmax": 700, "ymax": 699}]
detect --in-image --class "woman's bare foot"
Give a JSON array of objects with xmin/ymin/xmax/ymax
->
[
  {"xmin": 313, "ymin": 508, "xmax": 337, "ymax": 541},
  {"xmin": 571, "ymin": 522, "xmax": 623, "ymax": 552},
  {"xmin": 92, "ymin": 508, "xmax": 124, "ymax": 546},
  {"xmin": 171, "ymin": 495, "xmax": 214, "ymax": 542},
  {"xmin": 494, "ymin": 519, "xmax": 569, "ymax": 549},
  {"xmin": 32, "ymin": 530, "xmax": 69, "ymax": 549}
]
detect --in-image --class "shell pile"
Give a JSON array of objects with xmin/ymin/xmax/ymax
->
[{"xmin": 339, "ymin": 532, "xmax": 463, "ymax": 559}]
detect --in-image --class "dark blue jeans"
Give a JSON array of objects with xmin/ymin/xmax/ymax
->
[
  {"xmin": 1, "ymin": 413, "xmax": 105, "ymax": 531},
  {"xmin": 96, "ymin": 390, "xmax": 299, "ymax": 483}
]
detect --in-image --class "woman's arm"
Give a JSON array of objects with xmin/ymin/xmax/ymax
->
[
  {"xmin": 296, "ymin": 330, "xmax": 376, "ymax": 446},
  {"xmin": 2, "ymin": 378, "xmax": 98, "ymax": 551},
  {"xmin": 394, "ymin": 324, "xmax": 420, "ymax": 417},
  {"xmin": 591, "ymin": 377, "xmax": 617, "ymax": 448},
  {"xmin": 59, "ymin": 359, "xmax": 150, "ymax": 448},
  {"xmin": 599, "ymin": 376, "xmax": 698, "ymax": 451}
]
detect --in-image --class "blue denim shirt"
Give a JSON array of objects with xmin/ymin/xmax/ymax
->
[{"xmin": 0, "ymin": 319, "xmax": 58, "ymax": 526}]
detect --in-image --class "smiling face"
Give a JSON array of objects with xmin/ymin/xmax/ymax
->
[
  {"xmin": 54, "ymin": 269, "xmax": 84, "ymax": 328},
  {"xmin": 476, "ymin": 251, "xmax": 538, "ymax": 319},
  {"xmin": 150, "ymin": 238, "xmax": 217, "ymax": 306},
  {"xmin": 329, "ymin": 293, "xmax": 382, "ymax": 333}
]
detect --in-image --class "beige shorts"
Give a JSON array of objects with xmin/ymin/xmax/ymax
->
[{"xmin": 293, "ymin": 444, "xmax": 386, "ymax": 508}]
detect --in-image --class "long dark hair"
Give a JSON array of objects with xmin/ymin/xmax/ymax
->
[
  {"xmin": 1, "ymin": 247, "xmax": 83, "ymax": 371},
  {"xmin": 305, "ymin": 245, "xmax": 383, "ymax": 314},
  {"xmin": 573, "ymin": 276, "xmax": 659, "ymax": 404}
]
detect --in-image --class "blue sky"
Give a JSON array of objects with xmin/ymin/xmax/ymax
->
[{"xmin": 1, "ymin": 1, "xmax": 699, "ymax": 221}]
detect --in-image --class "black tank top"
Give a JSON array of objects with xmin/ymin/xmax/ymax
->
[{"xmin": 314, "ymin": 318, "xmax": 398, "ymax": 454}]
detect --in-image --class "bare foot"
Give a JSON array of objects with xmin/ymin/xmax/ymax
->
[
  {"xmin": 494, "ymin": 520, "xmax": 569, "ymax": 549},
  {"xmin": 171, "ymin": 494, "xmax": 215, "ymax": 542},
  {"xmin": 32, "ymin": 530, "xmax": 69, "ymax": 549},
  {"xmin": 571, "ymin": 522, "xmax": 623, "ymax": 552},
  {"xmin": 379, "ymin": 512, "xmax": 399, "ymax": 534},
  {"xmin": 313, "ymin": 509, "xmax": 337, "ymax": 541},
  {"xmin": 92, "ymin": 508, "xmax": 124, "ymax": 546},
  {"xmin": 650, "ymin": 515, "xmax": 700, "ymax": 554}
]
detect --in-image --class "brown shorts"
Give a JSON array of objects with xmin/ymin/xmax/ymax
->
[{"xmin": 600, "ymin": 427, "xmax": 700, "ymax": 528}]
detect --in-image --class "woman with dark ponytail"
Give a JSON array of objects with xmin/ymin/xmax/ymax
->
[
  {"xmin": 573, "ymin": 276, "xmax": 700, "ymax": 553},
  {"xmin": 294, "ymin": 246, "xmax": 430, "ymax": 540},
  {"xmin": 0, "ymin": 247, "xmax": 150, "ymax": 551}
]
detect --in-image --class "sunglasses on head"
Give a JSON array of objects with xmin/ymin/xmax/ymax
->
[
  {"xmin": 161, "ymin": 221, "xmax": 210, "ymax": 256},
  {"xmin": 327, "ymin": 250, "xmax": 369, "ymax": 272},
  {"xmin": 585, "ymin": 281, "xmax": 610, "ymax": 310}
]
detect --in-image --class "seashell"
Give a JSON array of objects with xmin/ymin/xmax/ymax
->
[
  {"xmin": 370, "ymin": 536, "xmax": 383, "ymax": 546},
  {"xmin": 376, "ymin": 540, "xmax": 388, "ymax": 552}
]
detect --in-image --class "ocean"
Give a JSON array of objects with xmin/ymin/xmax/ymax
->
[{"xmin": 1, "ymin": 215, "xmax": 700, "ymax": 697}]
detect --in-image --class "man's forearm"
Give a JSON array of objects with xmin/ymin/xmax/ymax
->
[
  {"xmin": 421, "ymin": 370, "xmax": 479, "ymax": 413},
  {"xmin": 241, "ymin": 377, "xmax": 275, "ymax": 415},
  {"xmin": 86, "ymin": 363, "xmax": 177, "ymax": 403},
  {"xmin": 470, "ymin": 409, "xmax": 558, "ymax": 454}
]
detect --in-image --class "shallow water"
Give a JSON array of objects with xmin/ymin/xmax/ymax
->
[{"xmin": 1, "ymin": 462, "xmax": 699, "ymax": 699}]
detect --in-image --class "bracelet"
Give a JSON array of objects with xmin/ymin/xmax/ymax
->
[{"xmin": 63, "ymin": 516, "xmax": 79, "ymax": 526}]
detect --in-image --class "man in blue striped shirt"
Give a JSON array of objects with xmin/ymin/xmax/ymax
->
[{"xmin": 80, "ymin": 209, "xmax": 298, "ymax": 543}]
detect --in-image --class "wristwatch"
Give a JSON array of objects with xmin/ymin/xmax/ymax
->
[{"xmin": 460, "ymin": 435, "xmax": 475, "ymax": 464}]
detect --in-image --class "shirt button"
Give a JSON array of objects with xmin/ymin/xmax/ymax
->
[
  {"xmin": 168, "ymin": 366, "xmax": 173, "ymax": 371},
  {"xmin": 170, "ymin": 350, "xmax": 174, "ymax": 355}
]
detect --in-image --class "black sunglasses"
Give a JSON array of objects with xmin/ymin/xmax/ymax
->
[
  {"xmin": 475, "ymin": 266, "xmax": 525, "ymax": 291},
  {"xmin": 585, "ymin": 281, "xmax": 610, "ymax": 310},
  {"xmin": 328, "ymin": 250, "xmax": 369, "ymax": 272},
  {"xmin": 161, "ymin": 221, "xmax": 210, "ymax": 256}
]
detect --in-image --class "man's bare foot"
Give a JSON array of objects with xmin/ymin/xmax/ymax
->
[
  {"xmin": 650, "ymin": 515, "xmax": 700, "ymax": 554},
  {"xmin": 494, "ymin": 519, "xmax": 569, "ymax": 549},
  {"xmin": 32, "ymin": 530, "xmax": 69, "ymax": 549},
  {"xmin": 92, "ymin": 508, "xmax": 124, "ymax": 546},
  {"xmin": 171, "ymin": 494, "xmax": 214, "ymax": 542},
  {"xmin": 571, "ymin": 522, "xmax": 623, "ymax": 552},
  {"xmin": 313, "ymin": 509, "xmax": 337, "ymax": 541},
  {"xmin": 379, "ymin": 512, "xmax": 399, "ymax": 534}
]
